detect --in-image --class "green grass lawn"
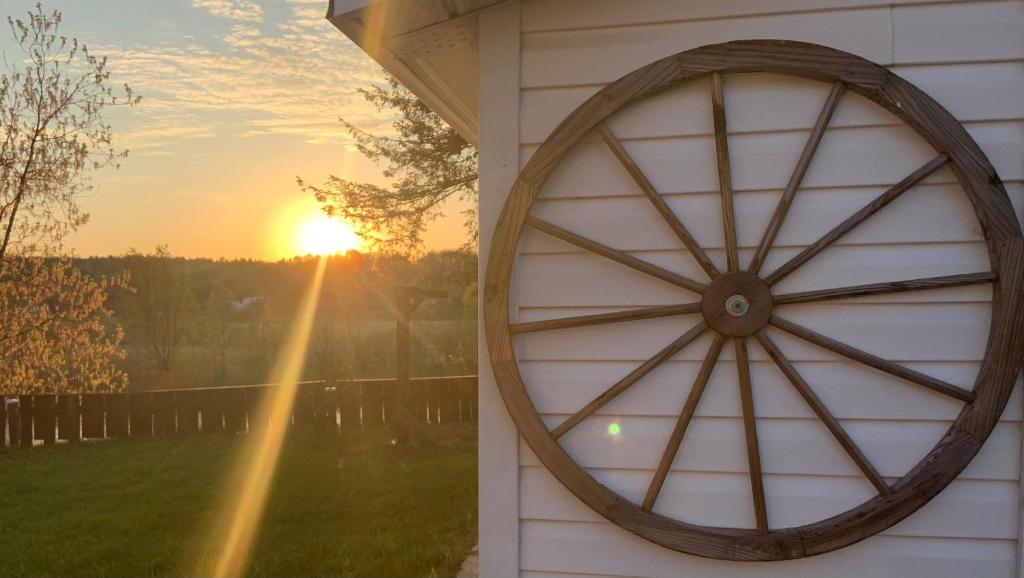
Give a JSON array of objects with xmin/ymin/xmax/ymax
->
[{"xmin": 0, "ymin": 431, "xmax": 477, "ymax": 577}]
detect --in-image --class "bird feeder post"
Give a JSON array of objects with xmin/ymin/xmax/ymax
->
[{"xmin": 392, "ymin": 286, "xmax": 446, "ymax": 446}]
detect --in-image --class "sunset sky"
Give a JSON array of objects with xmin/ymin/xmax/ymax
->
[{"xmin": 1, "ymin": 0, "xmax": 470, "ymax": 259}]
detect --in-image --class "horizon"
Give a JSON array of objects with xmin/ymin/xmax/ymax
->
[
  {"xmin": 0, "ymin": 1, "xmax": 472, "ymax": 261},
  {"xmin": 67, "ymin": 246, "xmax": 477, "ymax": 263}
]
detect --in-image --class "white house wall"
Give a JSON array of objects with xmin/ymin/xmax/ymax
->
[{"xmin": 477, "ymin": 1, "xmax": 1024, "ymax": 576}]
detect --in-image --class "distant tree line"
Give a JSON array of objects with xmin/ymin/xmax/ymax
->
[{"xmin": 73, "ymin": 249, "xmax": 478, "ymax": 391}]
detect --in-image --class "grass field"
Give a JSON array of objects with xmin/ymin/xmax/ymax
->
[{"xmin": 0, "ymin": 432, "xmax": 477, "ymax": 577}]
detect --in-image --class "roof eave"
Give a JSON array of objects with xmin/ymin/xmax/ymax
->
[{"xmin": 326, "ymin": 0, "xmax": 500, "ymax": 147}]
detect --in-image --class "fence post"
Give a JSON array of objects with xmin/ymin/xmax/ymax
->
[
  {"xmin": 57, "ymin": 394, "xmax": 81, "ymax": 442},
  {"xmin": 471, "ymin": 376, "xmax": 479, "ymax": 422},
  {"xmin": 292, "ymin": 384, "xmax": 313, "ymax": 430},
  {"xmin": 459, "ymin": 377, "xmax": 476, "ymax": 422},
  {"xmin": 6, "ymin": 401, "xmax": 17, "ymax": 448},
  {"xmin": 440, "ymin": 380, "xmax": 459, "ymax": 423},
  {"xmin": 199, "ymin": 388, "xmax": 224, "ymax": 434},
  {"xmin": 105, "ymin": 393, "xmax": 129, "ymax": 438},
  {"xmin": 177, "ymin": 390, "xmax": 199, "ymax": 434},
  {"xmin": 35, "ymin": 394, "xmax": 57, "ymax": 444},
  {"xmin": 223, "ymin": 388, "xmax": 246, "ymax": 433},
  {"xmin": 427, "ymin": 379, "xmax": 441, "ymax": 423},
  {"xmin": 243, "ymin": 386, "xmax": 266, "ymax": 433},
  {"xmin": 318, "ymin": 382, "xmax": 337, "ymax": 433},
  {"xmin": 129, "ymin": 392, "xmax": 153, "ymax": 438},
  {"xmin": 18, "ymin": 395, "xmax": 33, "ymax": 447},
  {"xmin": 153, "ymin": 391, "xmax": 176, "ymax": 435},
  {"xmin": 363, "ymin": 381, "xmax": 383, "ymax": 427},
  {"xmin": 381, "ymin": 380, "xmax": 396, "ymax": 425},
  {"xmin": 0, "ymin": 397, "xmax": 6, "ymax": 448},
  {"xmin": 410, "ymin": 378, "xmax": 428, "ymax": 422},
  {"xmin": 337, "ymin": 381, "xmax": 358, "ymax": 427},
  {"xmin": 81, "ymin": 394, "xmax": 105, "ymax": 439}
]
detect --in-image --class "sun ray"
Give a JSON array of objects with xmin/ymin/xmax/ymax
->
[{"xmin": 200, "ymin": 256, "xmax": 328, "ymax": 577}]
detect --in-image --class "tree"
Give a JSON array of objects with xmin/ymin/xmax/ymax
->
[
  {"xmin": 299, "ymin": 73, "xmax": 477, "ymax": 253},
  {"xmin": 123, "ymin": 247, "xmax": 197, "ymax": 374},
  {"xmin": 202, "ymin": 281, "xmax": 236, "ymax": 385},
  {"xmin": 0, "ymin": 5, "xmax": 137, "ymax": 393},
  {"xmin": 0, "ymin": 4, "xmax": 137, "ymax": 260},
  {"xmin": 0, "ymin": 257, "xmax": 127, "ymax": 392}
]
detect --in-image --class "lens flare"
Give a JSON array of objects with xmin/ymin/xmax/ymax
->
[
  {"xmin": 200, "ymin": 256, "xmax": 328, "ymax": 577},
  {"xmin": 607, "ymin": 422, "xmax": 622, "ymax": 436}
]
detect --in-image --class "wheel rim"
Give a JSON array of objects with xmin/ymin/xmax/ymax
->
[{"xmin": 483, "ymin": 40, "xmax": 1024, "ymax": 561}]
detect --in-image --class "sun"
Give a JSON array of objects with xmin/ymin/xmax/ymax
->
[{"xmin": 297, "ymin": 215, "xmax": 362, "ymax": 255}]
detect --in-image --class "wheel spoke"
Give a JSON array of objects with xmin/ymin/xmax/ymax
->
[
  {"xmin": 753, "ymin": 331, "xmax": 890, "ymax": 495},
  {"xmin": 551, "ymin": 322, "xmax": 709, "ymax": 439},
  {"xmin": 596, "ymin": 123, "xmax": 720, "ymax": 279},
  {"xmin": 510, "ymin": 303, "xmax": 702, "ymax": 334},
  {"xmin": 643, "ymin": 332, "xmax": 726, "ymax": 511},
  {"xmin": 765, "ymin": 153, "xmax": 949, "ymax": 286},
  {"xmin": 773, "ymin": 271, "xmax": 996, "ymax": 305},
  {"xmin": 735, "ymin": 337, "xmax": 768, "ymax": 534},
  {"xmin": 749, "ymin": 82, "xmax": 844, "ymax": 275},
  {"xmin": 711, "ymin": 72, "xmax": 739, "ymax": 272},
  {"xmin": 769, "ymin": 315, "xmax": 975, "ymax": 402},
  {"xmin": 527, "ymin": 216, "xmax": 707, "ymax": 294}
]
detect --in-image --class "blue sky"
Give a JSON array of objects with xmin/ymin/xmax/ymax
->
[{"xmin": 0, "ymin": 0, "xmax": 468, "ymax": 258}]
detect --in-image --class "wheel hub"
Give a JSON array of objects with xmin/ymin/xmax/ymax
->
[
  {"xmin": 725, "ymin": 294, "xmax": 750, "ymax": 317},
  {"xmin": 701, "ymin": 271, "xmax": 773, "ymax": 336}
]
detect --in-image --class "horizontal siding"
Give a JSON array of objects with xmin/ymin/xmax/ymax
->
[
  {"xmin": 520, "ymin": 520, "xmax": 1016, "ymax": 578},
  {"xmin": 516, "ymin": 244, "xmax": 995, "ymax": 305},
  {"xmin": 522, "ymin": 572, "xmax": 625, "ymax": 578},
  {"xmin": 520, "ymin": 361, "xmax": 1023, "ymax": 421},
  {"xmin": 521, "ymin": 466, "xmax": 1019, "ymax": 539},
  {"xmin": 510, "ymin": 0, "xmax": 1023, "ymax": 576},
  {"xmin": 522, "ymin": 123, "xmax": 1023, "ymax": 195},
  {"xmin": 520, "ymin": 0, "xmax": 1022, "ymax": 88},
  {"xmin": 521, "ymin": 63, "xmax": 1024, "ymax": 144},
  {"xmin": 522, "ymin": 419, "xmax": 1021, "ymax": 480},
  {"xmin": 526, "ymin": 185, "xmax": 999, "ymax": 250},
  {"xmin": 891, "ymin": 1, "xmax": 1024, "ymax": 64},
  {"xmin": 521, "ymin": 0, "xmax": 960, "ymax": 32},
  {"xmin": 515, "ymin": 307, "xmax": 991, "ymax": 361},
  {"xmin": 520, "ymin": 7, "xmax": 894, "ymax": 88}
]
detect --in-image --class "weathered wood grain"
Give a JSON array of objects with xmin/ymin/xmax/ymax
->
[
  {"xmin": 734, "ymin": 338, "xmax": 768, "ymax": 534},
  {"xmin": 754, "ymin": 331, "xmax": 889, "ymax": 495},
  {"xmin": 596, "ymin": 122, "xmax": 719, "ymax": 278},
  {"xmin": 748, "ymin": 81, "xmax": 844, "ymax": 274},
  {"xmin": 643, "ymin": 333, "xmax": 725, "ymax": 511},
  {"xmin": 526, "ymin": 216, "xmax": 706, "ymax": 294},
  {"xmin": 550, "ymin": 323, "xmax": 707, "ymax": 439},
  {"xmin": 711, "ymin": 73, "xmax": 739, "ymax": 272},
  {"xmin": 773, "ymin": 271, "xmax": 996, "ymax": 305},
  {"xmin": 511, "ymin": 303, "xmax": 701, "ymax": 334},
  {"xmin": 765, "ymin": 153, "xmax": 949, "ymax": 285},
  {"xmin": 769, "ymin": 314, "xmax": 975, "ymax": 402}
]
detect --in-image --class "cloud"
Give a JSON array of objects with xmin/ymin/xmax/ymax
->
[
  {"xmin": 191, "ymin": 0, "xmax": 264, "ymax": 22},
  {"xmin": 96, "ymin": 1, "xmax": 391, "ymax": 153}
]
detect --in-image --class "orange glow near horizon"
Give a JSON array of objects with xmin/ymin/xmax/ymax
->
[{"xmin": 201, "ymin": 256, "xmax": 328, "ymax": 577}]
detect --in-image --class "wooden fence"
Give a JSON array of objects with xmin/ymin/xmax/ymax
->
[{"xmin": 0, "ymin": 376, "xmax": 477, "ymax": 448}]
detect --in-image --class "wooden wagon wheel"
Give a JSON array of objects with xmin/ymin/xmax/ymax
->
[{"xmin": 484, "ymin": 40, "xmax": 1024, "ymax": 561}]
